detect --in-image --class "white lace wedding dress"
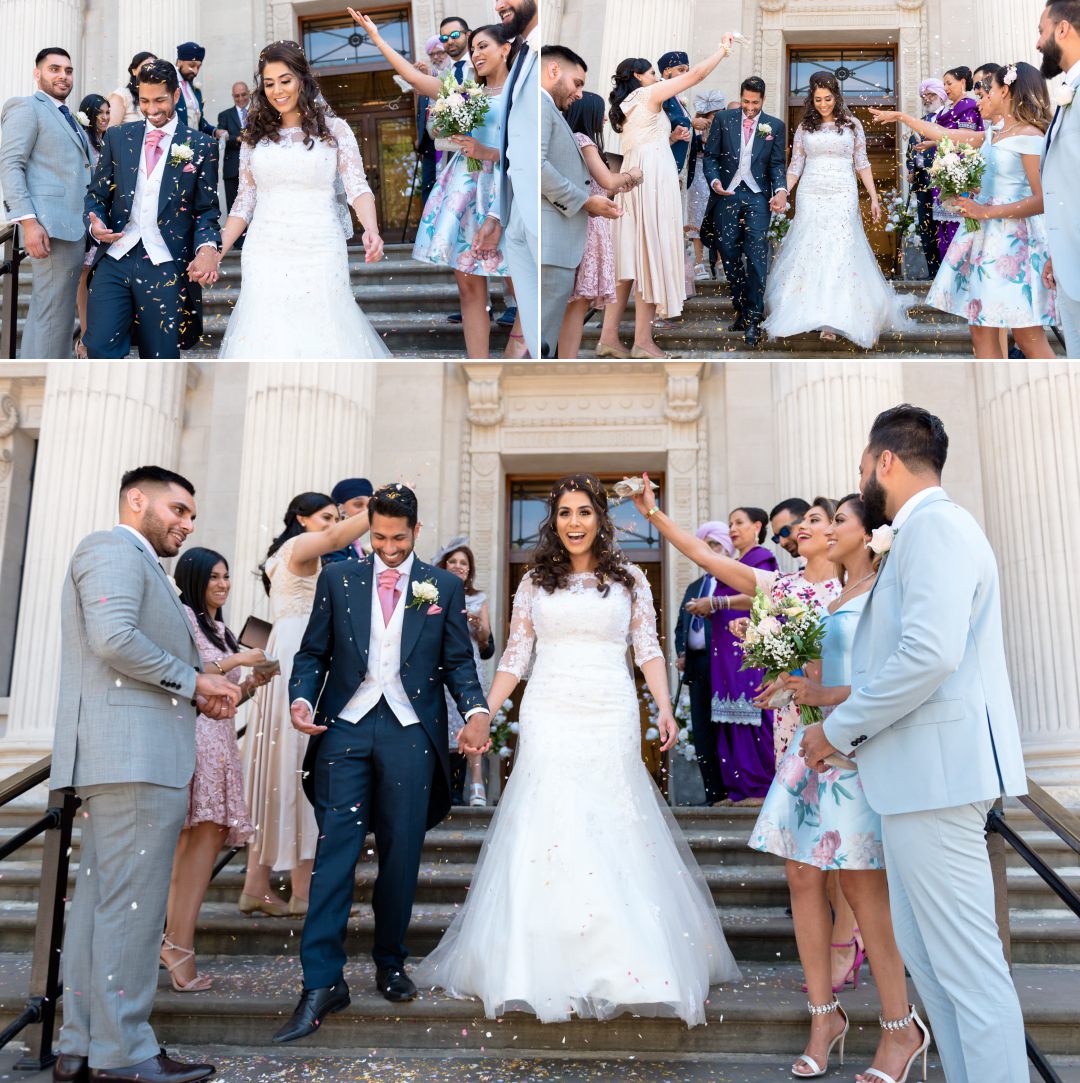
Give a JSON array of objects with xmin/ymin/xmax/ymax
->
[
  {"xmin": 219, "ymin": 117, "xmax": 391, "ymax": 358},
  {"xmin": 414, "ymin": 566, "xmax": 740, "ymax": 1025},
  {"xmin": 763, "ymin": 118, "xmax": 913, "ymax": 348}
]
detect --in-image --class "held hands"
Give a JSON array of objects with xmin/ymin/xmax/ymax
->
[
  {"xmin": 362, "ymin": 229, "xmax": 385, "ymax": 263},
  {"xmin": 458, "ymin": 712, "xmax": 492, "ymax": 756},
  {"xmin": 187, "ymin": 246, "xmax": 221, "ymax": 285},
  {"xmin": 800, "ymin": 723, "xmax": 841, "ymax": 774},
  {"xmin": 584, "ymin": 195, "xmax": 623, "ymax": 219},
  {"xmin": 88, "ymin": 212, "xmax": 124, "ymax": 245},
  {"xmin": 21, "ymin": 219, "xmax": 52, "ymax": 259},
  {"xmin": 195, "ymin": 671, "xmax": 242, "ymax": 719},
  {"xmin": 769, "ymin": 191, "xmax": 789, "ymax": 214},
  {"xmin": 290, "ymin": 699, "xmax": 327, "ymax": 736},
  {"xmin": 472, "ymin": 216, "xmax": 502, "ymax": 261}
]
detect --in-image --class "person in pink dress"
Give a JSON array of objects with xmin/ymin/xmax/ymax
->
[
  {"xmin": 161, "ymin": 547, "xmax": 276, "ymax": 991},
  {"xmin": 557, "ymin": 91, "xmax": 643, "ymax": 359}
]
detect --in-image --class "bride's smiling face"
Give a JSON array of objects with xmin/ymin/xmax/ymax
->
[
  {"xmin": 555, "ymin": 491, "xmax": 599, "ymax": 558},
  {"xmin": 813, "ymin": 87, "xmax": 837, "ymax": 119},
  {"xmin": 261, "ymin": 61, "xmax": 301, "ymax": 116},
  {"xmin": 824, "ymin": 501, "xmax": 869, "ymax": 566},
  {"xmin": 795, "ymin": 504, "xmax": 831, "ymax": 559},
  {"xmin": 470, "ymin": 31, "xmax": 510, "ymax": 81}
]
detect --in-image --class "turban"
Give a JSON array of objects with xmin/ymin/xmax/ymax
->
[
  {"xmin": 425, "ymin": 35, "xmax": 444, "ymax": 55},
  {"xmin": 176, "ymin": 42, "xmax": 206, "ymax": 62},
  {"xmin": 330, "ymin": 477, "xmax": 373, "ymax": 503},
  {"xmin": 694, "ymin": 89, "xmax": 727, "ymax": 115},
  {"xmin": 695, "ymin": 521, "xmax": 735, "ymax": 558},
  {"xmin": 658, "ymin": 51, "xmax": 689, "ymax": 73},
  {"xmin": 919, "ymin": 78, "xmax": 947, "ymax": 103}
]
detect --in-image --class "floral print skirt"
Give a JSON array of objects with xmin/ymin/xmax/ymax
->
[
  {"xmin": 748, "ymin": 725, "xmax": 884, "ymax": 870},
  {"xmin": 927, "ymin": 205, "xmax": 1057, "ymax": 329}
]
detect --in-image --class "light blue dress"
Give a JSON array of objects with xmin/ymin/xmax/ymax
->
[
  {"xmin": 411, "ymin": 89, "xmax": 510, "ymax": 277},
  {"xmin": 927, "ymin": 131, "xmax": 1057, "ymax": 329},
  {"xmin": 749, "ymin": 593, "xmax": 885, "ymax": 870}
]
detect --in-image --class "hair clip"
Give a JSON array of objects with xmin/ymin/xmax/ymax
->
[{"xmin": 1003, "ymin": 64, "xmax": 1018, "ymax": 86}]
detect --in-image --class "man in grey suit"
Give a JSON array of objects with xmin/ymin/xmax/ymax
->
[
  {"xmin": 1038, "ymin": 0, "xmax": 1080, "ymax": 357},
  {"xmin": 0, "ymin": 47, "xmax": 92, "ymax": 358},
  {"xmin": 49, "ymin": 466, "xmax": 239, "ymax": 1083},
  {"xmin": 539, "ymin": 45, "xmax": 622, "ymax": 358},
  {"xmin": 803, "ymin": 406, "xmax": 1028, "ymax": 1083}
]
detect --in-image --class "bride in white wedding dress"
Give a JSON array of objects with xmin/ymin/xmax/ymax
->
[
  {"xmin": 416, "ymin": 475, "xmax": 740, "ymax": 1026},
  {"xmin": 764, "ymin": 71, "xmax": 913, "ymax": 348},
  {"xmin": 216, "ymin": 41, "xmax": 390, "ymax": 358}
]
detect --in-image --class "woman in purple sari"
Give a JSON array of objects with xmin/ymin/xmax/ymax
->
[
  {"xmin": 706, "ymin": 507, "xmax": 778, "ymax": 805},
  {"xmin": 931, "ymin": 66, "xmax": 984, "ymax": 257}
]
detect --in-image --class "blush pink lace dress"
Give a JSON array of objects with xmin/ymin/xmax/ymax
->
[
  {"xmin": 570, "ymin": 133, "xmax": 617, "ymax": 306},
  {"xmin": 183, "ymin": 607, "xmax": 254, "ymax": 847}
]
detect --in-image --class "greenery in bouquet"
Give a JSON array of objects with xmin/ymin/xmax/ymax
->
[
  {"xmin": 642, "ymin": 686, "xmax": 697, "ymax": 763},
  {"xmin": 766, "ymin": 211, "xmax": 792, "ymax": 246},
  {"xmin": 882, "ymin": 188, "xmax": 917, "ymax": 240},
  {"xmin": 739, "ymin": 589, "xmax": 827, "ymax": 724},
  {"xmin": 928, "ymin": 136, "xmax": 987, "ymax": 233},
  {"xmin": 487, "ymin": 699, "xmax": 516, "ymax": 760},
  {"xmin": 429, "ymin": 70, "xmax": 492, "ymax": 172}
]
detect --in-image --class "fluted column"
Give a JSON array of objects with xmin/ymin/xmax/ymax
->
[
  {"xmin": 228, "ymin": 364, "xmax": 376, "ymax": 633},
  {"xmin": 0, "ymin": 0, "xmax": 82, "ymax": 111},
  {"xmin": 115, "ymin": 0, "xmax": 198, "ymax": 83},
  {"xmin": 773, "ymin": 363, "xmax": 903, "ymax": 502},
  {"xmin": 976, "ymin": 364, "xmax": 1080, "ymax": 799},
  {"xmin": 1, "ymin": 363, "xmax": 186, "ymax": 774},
  {"xmin": 977, "ymin": 0, "xmax": 1044, "ymax": 68},
  {"xmin": 543, "ymin": 0, "xmax": 565, "ymax": 43}
]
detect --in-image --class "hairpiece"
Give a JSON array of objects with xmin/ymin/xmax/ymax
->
[{"xmin": 1003, "ymin": 64, "xmax": 1018, "ymax": 86}]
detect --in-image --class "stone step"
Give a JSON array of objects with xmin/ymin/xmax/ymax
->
[{"xmin": 0, "ymin": 956, "xmax": 1076, "ymax": 1059}]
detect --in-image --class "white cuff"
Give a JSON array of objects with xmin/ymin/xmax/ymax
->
[
  {"xmin": 195, "ymin": 241, "xmax": 219, "ymax": 253},
  {"xmin": 11, "ymin": 214, "xmax": 37, "ymax": 222},
  {"xmin": 463, "ymin": 706, "xmax": 487, "ymax": 720},
  {"xmin": 294, "ymin": 697, "xmax": 314, "ymax": 715}
]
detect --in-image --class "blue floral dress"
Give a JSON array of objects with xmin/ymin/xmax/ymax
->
[
  {"xmin": 411, "ymin": 88, "xmax": 509, "ymax": 277},
  {"xmin": 748, "ymin": 592, "xmax": 885, "ymax": 870},
  {"xmin": 927, "ymin": 131, "xmax": 1057, "ymax": 329}
]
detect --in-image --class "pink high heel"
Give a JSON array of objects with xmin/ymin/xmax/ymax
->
[{"xmin": 801, "ymin": 934, "xmax": 865, "ymax": 993}]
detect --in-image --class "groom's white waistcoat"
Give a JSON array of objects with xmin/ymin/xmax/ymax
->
[
  {"xmin": 822, "ymin": 489, "xmax": 1027, "ymax": 816},
  {"xmin": 338, "ymin": 553, "xmax": 421, "ymax": 727}
]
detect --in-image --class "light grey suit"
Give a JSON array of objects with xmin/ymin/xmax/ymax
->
[
  {"xmin": 823, "ymin": 490, "xmax": 1027, "ymax": 1083},
  {"xmin": 540, "ymin": 92, "xmax": 589, "ymax": 358},
  {"xmin": 49, "ymin": 527, "xmax": 201, "ymax": 1070},
  {"xmin": 0, "ymin": 91, "xmax": 92, "ymax": 358},
  {"xmin": 1041, "ymin": 81, "xmax": 1080, "ymax": 357}
]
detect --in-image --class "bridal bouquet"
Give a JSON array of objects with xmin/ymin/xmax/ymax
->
[
  {"xmin": 739, "ymin": 589, "xmax": 827, "ymax": 724},
  {"xmin": 882, "ymin": 188, "xmax": 917, "ymax": 239},
  {"xmin": 429, "ymin": 70, "xmax": 492, "ymax": 172},
  {"xmin": 766, "ymin": 212, "xmax": 792, "ymax": 246},
  {"xmin": 929, "ymin": 137, "xmax": 987, "ymax": 233},
  {"xmin": 486, "ymin": 699, "xmax": 516, "ymax": 760}
]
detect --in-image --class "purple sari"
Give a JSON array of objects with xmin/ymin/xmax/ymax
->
[
  {"xmin": 708, "ymin": 545, "xmax": 779, "ymax": 802},
  {"xmin": 932, "ymin": 96, "xmax": 983, "ymax": 257}
]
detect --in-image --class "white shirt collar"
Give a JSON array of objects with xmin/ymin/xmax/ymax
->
[
  {"xmin": 42, "ymin": 91, "xmax": 68, "ymax": 109},
  {"xmin": 1064, "ymin": 57, "xmax": 1080, "ymax": 88},
  {"xmin": 116, "ymin": 523, "xmax": 159, "ymax": 559},
  {"xmin": 373, "ymin": 552, "xmax": 415, "ymax": 581},
  {"xmin": 891, "ymin": 486, "xmax": 944, "ymax": 533},
  {"xmin": 524, "ymin": 24, "xmax": 540, "ymax": 52}
]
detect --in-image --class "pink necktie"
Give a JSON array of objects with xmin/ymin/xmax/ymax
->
[
  {"xmin": 743, "ymin": 116, "xmax": 754, "ymax": 144},
  {"xmin": 144, "ymin": 128, "xmax": 164, "ymax": 174},
  {"xmin": 377, "ymin": 569, "xmax": 402, "ymax": 626}
]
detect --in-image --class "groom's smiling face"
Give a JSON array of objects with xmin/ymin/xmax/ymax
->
[
  {"xmin": 139, "ymin": 81, "xmax": 180, "ymax": 128},
  {"xmin": 370, "ymin": 512, "xmax": 419, "ymax": 569}
]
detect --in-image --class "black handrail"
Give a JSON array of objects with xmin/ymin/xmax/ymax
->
[
  {"xmin": 0, "ymin": 223, "xmax": 25, "ymax": 360},
  {"xmin": 986, "ymin": 782, "xmax": 1080, "ymax": 1083}
]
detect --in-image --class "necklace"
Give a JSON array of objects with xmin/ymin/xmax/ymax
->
[
  {"xmin": 997, "ymin": 117, "xmax": 1023, "ymax": 139},
  {"xmin": 836, "ymin": 571, "xmax": 875, "ymax": 602}
]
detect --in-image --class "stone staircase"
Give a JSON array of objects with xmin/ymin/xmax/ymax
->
[
  {"xmin": 0, "ymin": 798, "xmax": 1077, "ymax": 1076},
  {"xmin": 5, "ymin": 244, "xmax": 514, "ymax": 360}
]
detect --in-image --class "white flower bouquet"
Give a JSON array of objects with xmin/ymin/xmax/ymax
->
[
  {"xmin": 882, "ymin": 188, "xmax": 917, "ymax": 239},
  {"xmin": 486, "ymin": 699, "xmax": 516, "ymax": 759},
  {"xmin": 429, "ymin": 70, "xmax": 493, "ymax": 172},
  {"xmin": 739, "ymin": 589, "xmax": 827, "ymax": 724},
  {"xmin": 766, "ymin": 211, "xmax": 791, "ymax": 246},
  {"xmin": 929, "ymin": 136, "xmax": 987, "ymax": 233}
]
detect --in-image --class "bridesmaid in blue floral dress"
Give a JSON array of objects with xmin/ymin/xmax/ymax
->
[
  {"xmin": 874, "ymin": 62, "xmax": 1056, "ymax": 360},
  {"xmin": 350, "ymin": 11, "xmax": 521, "ymax": 358}
]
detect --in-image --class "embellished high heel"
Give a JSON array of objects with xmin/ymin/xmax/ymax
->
[
  {"xmin": 160, "ymin": 936, "xmax": 213, "ymax": 992},
  {"xmin": 857, "ymin": 1004, "xmax": 931, "ymax": 1083},
  {"xmin": 792, "ymin": 999, "xmax": 848, "ymax": 1078},
  {"xmin": 469, "ymin": 782, "xmax": 487, "ymax": 807}
]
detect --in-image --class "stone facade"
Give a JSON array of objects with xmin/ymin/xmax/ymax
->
[{"xmin": 0, "ymin": 361, "xmax": 1077, "ymax": 803}]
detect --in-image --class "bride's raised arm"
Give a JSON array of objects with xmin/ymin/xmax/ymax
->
[
  {"xmin": 650, "ymin": 36, "xmax": 735, "ymax": 106},
  {"xmin": 870, "ymin": 106, "xmax": 987, "ymax": 149},
  {"xmin": 348, "ymin": 7, "xmax": 444, "ymax": 98}
]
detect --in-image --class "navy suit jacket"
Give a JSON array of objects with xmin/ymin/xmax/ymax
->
[
  {"xmin": 290, "ymin": 556, "xmax": 488, "ymax": 829},
  {"xmin": 662, "ymin": 95, "xmax": 693, "ymax": 171},
  {"xmin": 674, "ymin": 575, "xmax": 714, "ymax": 665},
  {"xmin": 176, "ymin": 80, "xmax": 217, "ymax": 138},
  {"xmin": 702, "ymin": 108, "xmax": 787, "ymax": 197},
  {"xmin": 216, "ymin": 105, "xmax": 245, "ymax": 180}
]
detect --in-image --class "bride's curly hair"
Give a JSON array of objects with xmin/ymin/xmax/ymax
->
[
  {"xmin": 609, "ymin": 58, "xmax": 652, "ymax": 133},
  {"xmin": 530, "ymin": 474, "xmax": 636, "ymax": 597},
  {"xmin": 243, "ymin": 40, "xmax": 336, "ymax": 149},
  {"xmin": 799, "ymin": 71, "xmax": 857, "ymax": 134}
]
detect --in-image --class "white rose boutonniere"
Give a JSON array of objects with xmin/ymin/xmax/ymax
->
[
  {"xmin": 76, "ymin": 110, "xmax": 90, "ymax": 128},
  {"xmin": 867, "ymin": 525, "xmax": 896, "ymax": 556},
  {"xmin": 1053, "ymin": 83, "xmax": 1075, "ymax": 109},
  {"xmin": 169, "ymin": 143, "xmax": 195, "ymax": 167},
  {"xmin": 167, "ymin": 575, "xmax": 184, "ymax": 598},
  {"xmin": 409, "ymin": 578, "xmax": 441, "ymax": 613},
  {"xmin": 757, "ymin": 122, "xmax": 773, "ymax": 135}
]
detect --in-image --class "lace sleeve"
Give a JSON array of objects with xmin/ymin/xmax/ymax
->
[
  {"xmin": 230, "ymin": 142, "xmax": 257, "ymax": 223},
  {"xmin": 628, "ymin": 565, "xmax": 663, "ymax": 667},
  {"xmin": 789, "ymin": 126, "xmax": 807, "ymax": 179},
  {"xmin": 331, "ymin": 117, "xmax": 372, "ymax": 201},
  {"xmin": 497, "ymin": 573, "xmax": 537, "ymax": 679},
  {"xmin": 852, "ymin": 118, "xmax": 870, "ymax": 171}
]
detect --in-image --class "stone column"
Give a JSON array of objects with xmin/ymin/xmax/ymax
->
[
  {"xmin": 228, "ymin": 364, "xmax": 376, "ymax": 633},
  {"xmin": 773, "ymin": 363, "xmax": 903, "ymax": 502},
  {"xmin": 0, "ymin": 0, "xmax": 82, "ymax": 110},
  {"xmin": 1, "ymin": 363, "xmax": 187, "ymax": 775},
  {"xmin": 115, "ymin": 0, "xmax": 198, "ymax": 84},
  {"xmin": 976, "ymin": 0, "xmax": 1044, "ymax": 67},
  {"xmin": 543, "ymin": 0, "xmax": 565, "ymax": 43},
  {"xmin": 975, "ymin": 364, "xmax": 1080, "ymax": 800},
  {"xmin": 664, "ymin": 363, "xmax": 706, "ymax": 616}
]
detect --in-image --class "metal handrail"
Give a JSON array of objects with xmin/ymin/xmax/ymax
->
[
  {"xmin": 987, "ymin": 779, "xmax": 1080, "ymax": 1083},
  {"xmin": 0, "ymin": 222, "xmax": 24, "ymax": 359}
]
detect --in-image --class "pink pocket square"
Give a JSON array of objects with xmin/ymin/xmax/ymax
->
[
  {"xmin": 765, "ymin": 135, "xmax": 774, "ymax": 142},
  {"xmin": 183, "ymin": 164, "xmax": 196, "ymax": 173},
  {"xmin": 427, "ymin": 605, "xmax": 443, "ymax": 615}
]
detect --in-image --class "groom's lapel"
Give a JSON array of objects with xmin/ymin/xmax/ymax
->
[
  {"xmin": 346, "ymin": 557, "xmax": 374, "ymax": 662},
  {"xmin": 158, "ymin": 121, "xmax": 190, "ymax": 216},
  {"xmin": 120, "ymin": 124, "xmax": 141, "ymax": 209},
  {"xmin": 399, "ymin": 560, "xmax": 430, "ymax": 664}
]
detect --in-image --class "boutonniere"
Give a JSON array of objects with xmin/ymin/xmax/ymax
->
[
  {"xmin": 408, "ymin": 578, "xmax": 442, "ymax": 613},
  {"xmin": 76, "ymin": 110, "xmax": 90, "ymax": 128},
  {"xmin": 757, "ymin": 122, "xmax": 773, "ymax": 141},
  {"xmin": 867, "ymin": 525, "xmax": 896, "ymax": 556},
  {"xmin": 167, "ymin": 574, "xmax": 184, "ymax": 598},
  {"xmin": 1053, "ymin": 83, "xmax": 1075, "ymax": 108},
  {"xmin": 169, "ymin": 143, "xmax": 195, "ymax": 168}
]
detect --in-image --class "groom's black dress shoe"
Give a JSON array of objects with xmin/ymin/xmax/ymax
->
[
  {"xmin": 53, "ymin": 1054, "xmax": 89, "ymax": 1082},
  {"xmin": 89, "ymin": 1050, "xmax": 214, "ymax": 1082},
  {"xmin": 376, "ymin": 966, "xmax": 418, "ymax": 1002},
  {"xmin": 272, "ymin": 980, "xmax": 351, "ymax": 1043},
  {"xmin": 728, "ymin": 315, "xmax": 748, "ymax": 333},
  {"xmin": 744, "ymin": 324, "xmax": 763, "ymax": 347}
]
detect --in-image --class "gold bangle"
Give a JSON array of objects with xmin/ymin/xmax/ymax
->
[
  {"xmin": 645, "ymin": 506, "xmax": 659, "ymax": 519},
  {"xmin": 213, "ymin": 659, "xmax": 225, "ymax": 675}
]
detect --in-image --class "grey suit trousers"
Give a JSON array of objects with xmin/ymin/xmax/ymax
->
[
  {"xmin": 1058, "ymin": 288, "xmax": 1080, "ymax": 360},
  {"xmin": 540, "ymin": 265, "xmax": 576, "ymax": 358},
  {"xmin": 505, "ymin": 201, "xmax": 539, "ymax": 359},
  {"xmin": 58, "ymin": 782, "xmax": 188, "ymax": 1069},
  {"xmin": 20, "ymin": 236, "xmax": 83, "ymax": 359}
]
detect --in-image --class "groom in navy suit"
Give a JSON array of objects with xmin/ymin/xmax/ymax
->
[
  {"xmin": 275, "ymin": 483, "xmax": 490, "ymax": 1043},
  {"xmin": 83, "ymin": 59, "xmax": 220, "ymax": 358},
  {"xmin": 702, "ymin": 76, "xmax": 787, "ymax": 347}
]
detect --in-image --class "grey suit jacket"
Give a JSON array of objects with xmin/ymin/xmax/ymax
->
[
  {"xmin": 1042, "ymin": 89, "xmax": 1080, "ymax": 302},
  {"xmin": 49, "ymin": 527, "xmax": 202, "ymax": 791},
  {"xmin": 540, "ymin": 93, "xmax": 589, "ymax": 270},
  {"xmin": 0, "ymin": 91, "xmax": 92, "ymax": 241},
  {"xmin": 495, "ymin": 42, "xmax": 539, "ymax": 244}
]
